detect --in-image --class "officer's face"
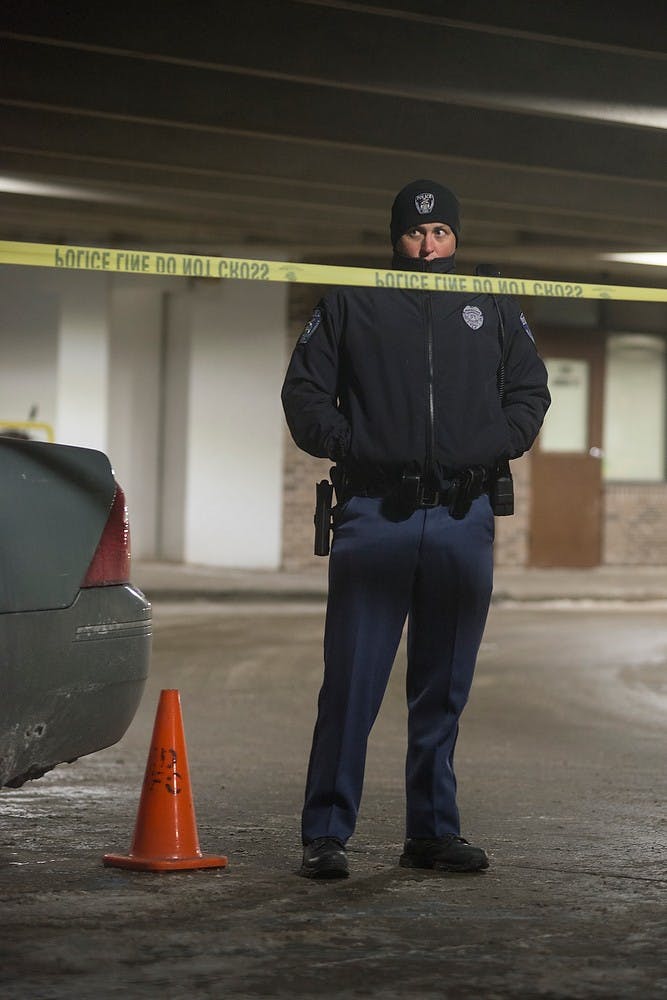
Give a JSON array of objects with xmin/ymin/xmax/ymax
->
[{"xmin": 397, "ymin": 223, "xmax": 456, "ymax": 260}]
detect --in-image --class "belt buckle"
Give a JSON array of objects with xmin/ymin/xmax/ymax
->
[
  {"xmin": 416, "ymin": 484, "xmax": 440, "ymax": 508},
  {"xmin": 400, "ymin": 473, "xmax": 440, "ymax": 509}
]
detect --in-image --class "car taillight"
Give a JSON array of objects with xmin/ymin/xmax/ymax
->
[{"xmin": 82, "ymin": 484, "xmax": 131, "ymax": 587}]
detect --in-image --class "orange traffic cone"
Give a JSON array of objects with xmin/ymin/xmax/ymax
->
[{"xmin": 103, "ymin": 689, "xmax": 228, "ymax": 872}]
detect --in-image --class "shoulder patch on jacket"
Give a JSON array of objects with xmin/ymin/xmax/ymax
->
[
  {"xmin": 519, "ymin": 311, "xmax": 535, "ymax": 343},
  {"xmin": 299, "ymin": 308, "xmax": 322, "ymax": 345}
]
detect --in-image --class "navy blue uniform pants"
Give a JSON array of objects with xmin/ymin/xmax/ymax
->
[{"xmin": 301, "ymin": 494, "xmax": 494, "ymax": 845}]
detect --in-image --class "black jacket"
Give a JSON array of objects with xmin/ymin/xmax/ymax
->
[{"xmin": 282, "ymin": 254, "xmax": 550, "ymax": 490}]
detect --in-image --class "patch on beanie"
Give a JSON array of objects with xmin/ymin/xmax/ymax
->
[{"xmin": 415, "ymin": 192, "xmax": 435, "ymax": 215}]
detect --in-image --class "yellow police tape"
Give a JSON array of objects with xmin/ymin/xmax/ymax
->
[{"xmin": 1, "ymin": 239, "xmax": 666, "ymax": 303}]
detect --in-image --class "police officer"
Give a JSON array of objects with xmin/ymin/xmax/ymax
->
[{"xmin": 282, "ymin": 179, "xmax": 550, "ymax": 879}]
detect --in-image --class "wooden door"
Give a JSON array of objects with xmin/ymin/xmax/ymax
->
[{"xmin": 530, "ymin": 329, "xmax": 605, "ymax": 567}]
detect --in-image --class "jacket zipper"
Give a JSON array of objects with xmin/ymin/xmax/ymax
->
[{"xmin": 424, "ymin": 290, "xmax": 435, "ymax": 481}]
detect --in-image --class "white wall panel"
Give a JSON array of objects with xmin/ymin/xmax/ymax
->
[
  {"xmin": 184, "ymin": 278, "xmax": 287, "ymax": 568},
  {"xmin": 0, "ymin": 268, "xmax": 58, "ymax": 432},
  {"xmin": 55, "ymin": 272, "xmax": 110, "ymax": 451},
  {"xmin": 107, "ymin": 280, "xmax": 163, "ymax": 559}
]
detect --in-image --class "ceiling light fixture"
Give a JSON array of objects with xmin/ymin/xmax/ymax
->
[
  {"xmin": 0, "ymin": 175, "xmax": 142, "ymax": 205},
  {"xmin": 602, "ymin": 252, "xmax": 667, "ymax": 267}
]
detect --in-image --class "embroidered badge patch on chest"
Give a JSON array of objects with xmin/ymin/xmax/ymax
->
[{"xmin": 462, "ymin": 305, "xmax": 484, "ymax": 330}]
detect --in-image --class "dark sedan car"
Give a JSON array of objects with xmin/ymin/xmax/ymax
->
[{"xmin": 0, "ymin": 437, "xmax": 151, "ymax": 787}]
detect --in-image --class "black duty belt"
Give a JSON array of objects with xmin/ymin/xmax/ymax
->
[{"xmin": 335, "ymin": 467, "xmax": 490, "ymax": 520}]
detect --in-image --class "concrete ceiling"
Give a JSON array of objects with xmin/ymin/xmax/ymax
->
[{"xmin": 1, "ymin": 0, "xmax": 666, "ymax": 286}]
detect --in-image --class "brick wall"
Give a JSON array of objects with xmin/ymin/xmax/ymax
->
[
  {"xmin": 603, "ymin": 483, "xmax": 667, "ymax": 564},
  {"xmin": 494, "ymin": 452, "xmax": 531, "ymax": 566}
]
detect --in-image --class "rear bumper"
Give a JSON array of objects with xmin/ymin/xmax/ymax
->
[{"xmin": 0, "ymin": 584, "xmax": 151, "ymax": 787}]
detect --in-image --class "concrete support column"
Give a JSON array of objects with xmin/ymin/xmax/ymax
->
[
  {"xmin": 184, "ymin": 278, "xmax": 288, "ymax": 568},
  {"xmin": 107, "ymin": 280, "xmax": 164, "ymax": 559},
  {"xmin": 158, "ymin": 290, "xmax": 192, "ymax": 563},
  {"xmin": 0, "ymin": 268, "xmax": 58, "ymax": 431},
  {"xmin": 55, "ymin": 272, "xmax": 111, "ymax": 450}
]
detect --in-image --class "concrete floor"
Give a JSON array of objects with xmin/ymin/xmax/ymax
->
[{"xmin": 1, "ymin": 600, "xmax": 666, "ymax": 999}]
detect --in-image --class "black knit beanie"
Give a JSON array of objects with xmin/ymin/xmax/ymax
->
[{"xmin": 390, "ymin": 179, "xmax": 461, "ymax": 248}]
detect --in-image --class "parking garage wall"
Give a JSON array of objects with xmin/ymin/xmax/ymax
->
[{"xmin": 1, "ymin": 266, "xmax": 290, "ymax": 568}]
